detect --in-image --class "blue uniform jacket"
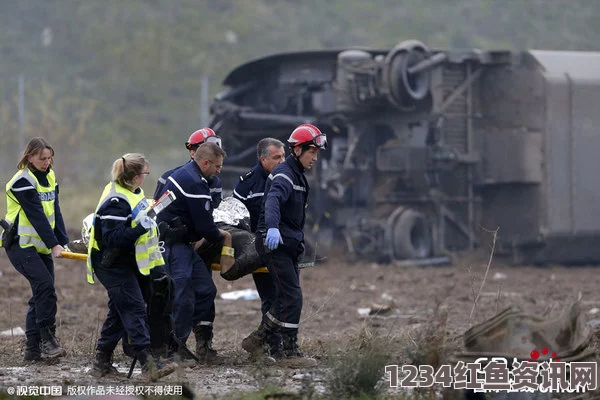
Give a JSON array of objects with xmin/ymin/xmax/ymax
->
[
  {"xmin": 232, "ymin": 162, "xmax": 269, "ymax": 232},
  {"xmin": 257, "ymin": 155, "xmax": 309, "ymax": 245},
  {"xmin": 9, "ymin": 168, "xmax": 69, "ymax": 249},
  {"xmin": 90, "ymin": 193, "xmax": 148, "ymax": 268},
  {"xmin": 154, "ymin": 160, "xmax": 222, "ymax": 210},
  {"xmin": 156, "ymin": 161, "xmax": 222, "ymax": 244}
]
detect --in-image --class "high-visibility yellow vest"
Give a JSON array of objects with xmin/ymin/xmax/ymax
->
[
  {"xmin": 86, "ymin": 181, "xmax": 164, "ymax": 284},
  {"xmin": 3, "ymin": 169, "xmax": 57, "ymax": 254}
]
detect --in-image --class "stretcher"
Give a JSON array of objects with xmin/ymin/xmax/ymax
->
[{"xmin": 60, "ymin": 250, "xmax": 271, "ymax": 273}]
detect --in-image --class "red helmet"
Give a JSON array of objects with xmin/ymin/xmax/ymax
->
[
  {"xmin": 287, "ymin": 124, "xmax": 327, "ymax": 149},
  {"xmin": 185, "ymin": 128, "xmax": 222, "ymax": 150}
]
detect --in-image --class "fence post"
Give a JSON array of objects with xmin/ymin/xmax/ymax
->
[
  {"xmin": 18, "ymin": 73, "xmax": 25, "ymax": 155},
  {"xmin": 200, "ymin": 73, "xmax": 209, "ymax": 127}
]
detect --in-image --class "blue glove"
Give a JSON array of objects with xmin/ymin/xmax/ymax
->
[{"xmin": 265, "ymin": 228, "xmax": 283, "ymax": 250}]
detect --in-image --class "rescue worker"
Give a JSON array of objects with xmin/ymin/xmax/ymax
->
[
  {"xmin": 233, "ymin": 138, "xmax": 286, "ymax": 355},
  {"xmin": 2, "ymin": 137, "xmax": 68, "ymax": 362},
  {"xmin": 86, "ymin": 153, "xmax": 176, "ymax": 380},
  {"xmin": 254, "ymin": 124, "xmax": 327, "ymax": 367},
  {"xmin": 156, "ymin": 142, "xmax": 231, "ymax": 362},
  {"xmin": 154, "ymin": 127, "xmax": 223, "ymax": 210}
]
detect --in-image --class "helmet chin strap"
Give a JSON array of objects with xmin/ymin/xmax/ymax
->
[
  {"xmin": 290, "ymin": 145, "xmax": 301, "ymax": 159},
  {"xmin": 291, "ymin": 145, "xmax": 313, "ymax": 171}
]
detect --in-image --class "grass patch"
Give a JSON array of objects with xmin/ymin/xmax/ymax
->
[
  {"xmin": 325, "ymin": 326, "xmax": 394, "ymax": 399},
  {"xmin": 321, "ymin": 299, "xmax": 465, "ymax": 400}
]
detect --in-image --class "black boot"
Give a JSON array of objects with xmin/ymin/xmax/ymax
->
[
  {"xmin": 168, "ymin": 337, "xmax": 198, "ymax": 368},
  {"xmin": 23, "ymin": 337, "xmax": 41, "ymax": 362},
  {"xmin": 39, "ymin": 326, "xmax": 66, "ymax": 359},
  {"xmin": 137, "ymin": 349, "xmax": 177, "ymax": 382},
  {"xmin": 193, "ymin": 325, "xmax": 219, "ymax": 363},
  {"xmin": 243, "ymin": 316, "xmax": 280, "ymax": 364},
  {"xmin": 150, "ymin": 344, "xmax": 169, "ymax": 360},
  {"xmin": 241, "ymin": 322, "xmax": 268, "ymax": 355},
  {"xmin": 274, "ymin": 330, "xmax": 316, "ymax": 368},
  {"xmin": 93, "ymin": 348, "xmax": 118, "ymax": 376}
]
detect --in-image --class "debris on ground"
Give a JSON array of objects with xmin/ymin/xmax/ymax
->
[
  {"xmin": 0, "ymin": 326, "xmax": 25, "ymax": 336},
  {"xmin": 219, "ymin": 288, "xmax": 259, "ymax": 301},
  {"xmin": 452, "ymin": 299, "xmax": 595, "ymax": 363}
]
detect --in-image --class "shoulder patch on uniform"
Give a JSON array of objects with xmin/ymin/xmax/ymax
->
[{"xmin": 240, "ymin": 169, "xmax": 254, "ymax": 181}]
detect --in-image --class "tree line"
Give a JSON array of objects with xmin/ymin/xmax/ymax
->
[{"xmin": 0, "ymin": 0, "xmax": 598, "ymax": 185}]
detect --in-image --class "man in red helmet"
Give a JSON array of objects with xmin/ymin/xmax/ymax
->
[
  {"xmin": 154, "ymin": 128, "xmax": 223, "ymax": 209},
  {"xmin": 251, "ymin": 124, "xmax": 326, "ymax": 367},
  {"xmin": 233, "ymin": 138, "xmax": 286, "ymax": 357},
  {"xmin": 151, "ymin": 128, "xmax": 223, "ymax": 362},
  {"xmin": 156, "ymin": 142, "xmax": 228, "ymax": 363}
]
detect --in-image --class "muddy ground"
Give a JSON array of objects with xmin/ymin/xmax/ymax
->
[{"xmin": 1, "ymin": 238, "xmax": 599, "ymax": 399}]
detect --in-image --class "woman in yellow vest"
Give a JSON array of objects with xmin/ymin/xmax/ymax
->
[
  {"xmin": 86, "ymin": 153, "xmax": 175, "ymax": 380},
  {"xmin": 2, "ymin": 137, "xmax": 69, "ymax": 361}
]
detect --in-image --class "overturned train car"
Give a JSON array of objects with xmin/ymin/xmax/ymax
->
[{"xmin": 209, "ymin": 40, "xmax": 600, "ymax": 265}]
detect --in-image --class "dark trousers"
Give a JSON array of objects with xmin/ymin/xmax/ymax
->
[
  {"xmin": 252, "ymin": 272, "xmax": 276, "ymax": 316},
  {"xmin": 94, "ymin": 263, "xmax": 150, "ymax": 354},
  {"xmin": 6, "ymin": 245, "xmax": 57, "ymax": 345},
  {"xmin": 163, "ymin": 242, "xmax": 216, "ymax": 342},
  {"xmin": 262, "ymin": 246, "xmax": 302, "ymax": 332}
]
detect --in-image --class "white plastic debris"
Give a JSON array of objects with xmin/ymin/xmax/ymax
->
[
  {"xmin": 357, "ymin": 308, "xmax": 371, "ymax": 317},
  {"xmin": 588, "ymin": 308, "xmax": 600, "ymax": 315},
  {"xmin": 381, "ymin": 292, "xmax": 394, "ymax": 302},
  {"xmin": 0, "ymin": 327, "xmax": 25, "ymax": 336},
  {"xmin": 292, "ymin": 373, "xmax": 312, "ymax": 380},
  {"xmin": 585, "ymin": 319, "xmax": 600, "ymax": 328},
  {"xmin": 357, "ymin": 304, "xmax": 393, "ymax": 318},
  {"xmin": 492, "ymin": 272, "xmax": 507, "ymax": 280},
  {"xmin": 220, "ymin": 289, "xmax": 259, "ymax": 301}
]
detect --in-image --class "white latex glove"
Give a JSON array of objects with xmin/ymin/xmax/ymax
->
[{"xmin": 135, "ymin": 209, "xmax": 155, "ymax": 230}]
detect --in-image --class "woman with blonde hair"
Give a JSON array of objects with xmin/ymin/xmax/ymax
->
[
  {"xmin": 86, "ymin": 153, "xmax": 175, "ymax": 380},
  {"xmin": 2, "ymin": 137, "xmax": 69, "ymax": 361}
]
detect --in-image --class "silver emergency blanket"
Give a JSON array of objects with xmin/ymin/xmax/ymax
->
[{"xmin": 213, "ymin": 196, "xmax": 250, "ymax": 227}]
